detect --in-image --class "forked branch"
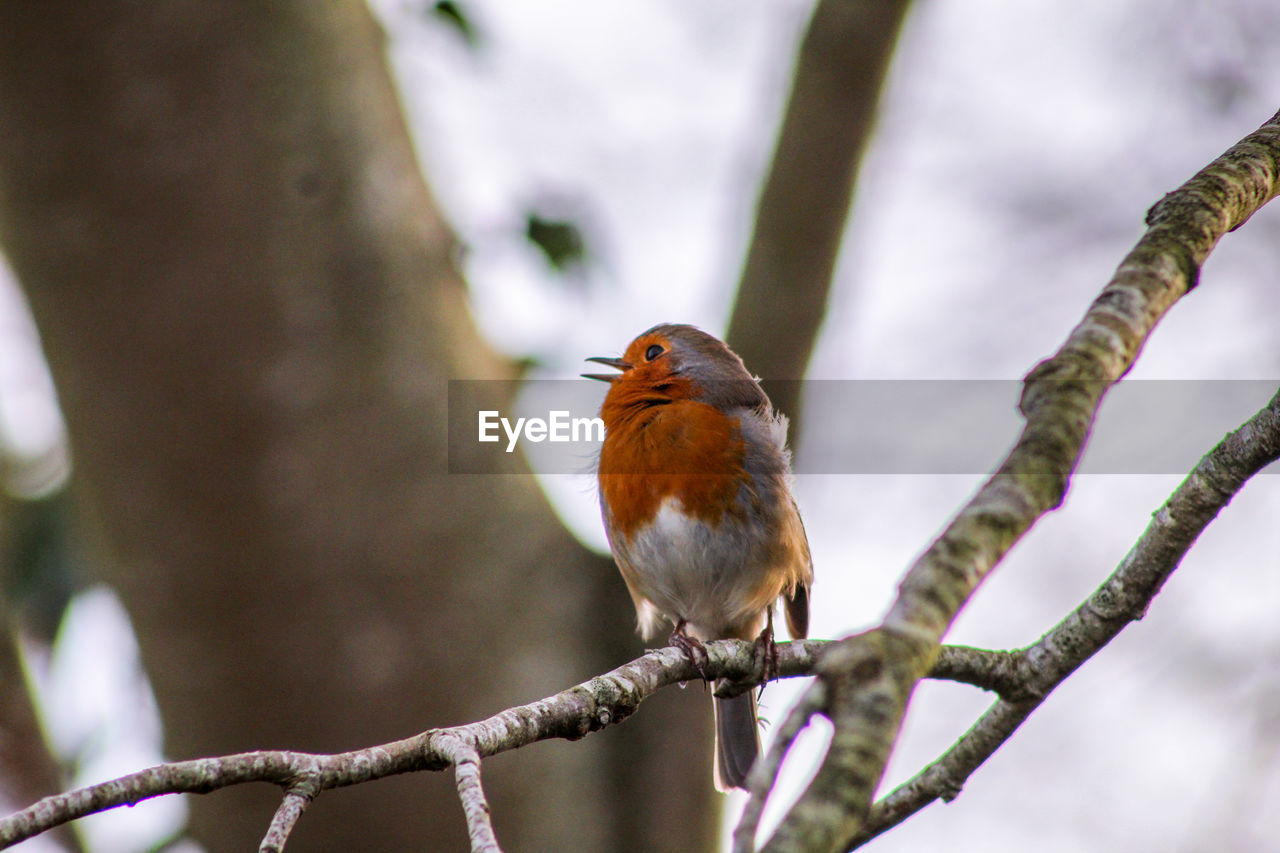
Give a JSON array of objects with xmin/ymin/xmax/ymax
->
[
  {"xmin": 744, "ymin": 109, "xmax": 1280, "ymax": 853},
  {"xmin": 850, "ymin": 386, "xmax": 1280, "ymax": 847}
]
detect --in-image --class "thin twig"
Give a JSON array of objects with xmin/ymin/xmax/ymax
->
[
  {"xmin": 733, "ymin": 679, "xmax": 829, "ymax": 853},
  {"xmin": 925, "ymin": 645, "xmax": 1029, "ymax": 699},
  {"xmin": 259, "ymin": 772, "xmax": 322, "ymax": 853},
  {"xmin": 438, "ymin": 733, "xmax": 501, "ymax": 853}
]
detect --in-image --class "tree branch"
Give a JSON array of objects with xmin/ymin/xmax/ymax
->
[
  {"xmin": 922, "ymin": 645, "xmax": 1030, "ymax": 699},
  {"xmin": 0, "ymin": 639, "xmax": 804, "ymax": 850},
  {"xmin": 728, "ymin": 0, "xmax": 913, "ymax": 423},
  {"xmin": 0, "ymin": 621, "xmax": 1217, "ymax": 850},
  {"xmin": 746, "ymin": 109, "xmax": 1280, "ymax": 853},
  {"xmin": 437, "ymin": 733, "xmax": 500, "ymax": 853},
  {"xmin": 851, "ymin": 385, "xmax": 1280, "ymax": 847},
  {"xmin": 0, "ymin": 630, "xmax": 1030, "ymax": 851}
]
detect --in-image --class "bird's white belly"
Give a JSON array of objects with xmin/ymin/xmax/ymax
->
[{"xmin": 623, "ymin": 497, "xmax": 773, "ymax": 640}]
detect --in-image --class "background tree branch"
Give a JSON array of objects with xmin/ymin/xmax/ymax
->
[{"xmin": 727, "ymin": 0, "xmax": 913, "ymax": 424}]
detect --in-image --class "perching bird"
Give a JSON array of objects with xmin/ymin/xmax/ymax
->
[{"xmin": 586, "ymin": 323, "xmax": 812, "ymax": 790}]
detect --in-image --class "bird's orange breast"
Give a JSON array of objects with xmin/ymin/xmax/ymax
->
[{"xmin": 599, "ymin": 397, "xmax": 750, "ymax": 540}]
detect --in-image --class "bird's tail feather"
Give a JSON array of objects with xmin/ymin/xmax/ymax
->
[{"xmin": 713, "ymin": 689, "xmax": 759, "ymax": 791}]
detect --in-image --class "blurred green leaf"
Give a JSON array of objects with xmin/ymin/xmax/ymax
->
[
  {"xmin": 431, "ymin": 1, "xmax": 479, "ymax": 50},
  {"xmin": 1, "ymin": 491, "xmax": 78, "ymax": 642},
  {"xmin": 525, "ymin": 212, "xmax": 589, "ymax": 273}
]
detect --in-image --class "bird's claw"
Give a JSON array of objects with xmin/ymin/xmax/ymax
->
[
  {"xmin": 669, "ymin": 620, "xmax": 711, "ymax": 682},
  {"xmin": 752, "ymin": 614, "xmax": 780, "ymax": 684}
]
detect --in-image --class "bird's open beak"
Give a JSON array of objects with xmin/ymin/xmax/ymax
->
[{"xmin": 582, "ymin": 356, "xmax": 631, "ymax": 383}]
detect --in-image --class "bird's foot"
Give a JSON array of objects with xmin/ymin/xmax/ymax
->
[
  {"xmin": 669, "ymin": 619, "xmax": 710, "ymax": 682},
  {"xmin": 752, "ymin": 611, "xmax": 780, "ymax": 684}
]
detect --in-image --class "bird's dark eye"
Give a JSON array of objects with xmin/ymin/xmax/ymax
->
[{"xmin": 645, "ymin": 344, "xmax": 665, "ymax": 361}]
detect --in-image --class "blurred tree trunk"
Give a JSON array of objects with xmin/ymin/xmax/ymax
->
[{"xmin": 0, "ymin": 4, "xmax": 713, "ymax": 850}]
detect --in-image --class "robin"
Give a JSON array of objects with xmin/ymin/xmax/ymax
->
[{"xmin": 585, "ymin": 323, "xmax": 813, "ymax": 791}]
